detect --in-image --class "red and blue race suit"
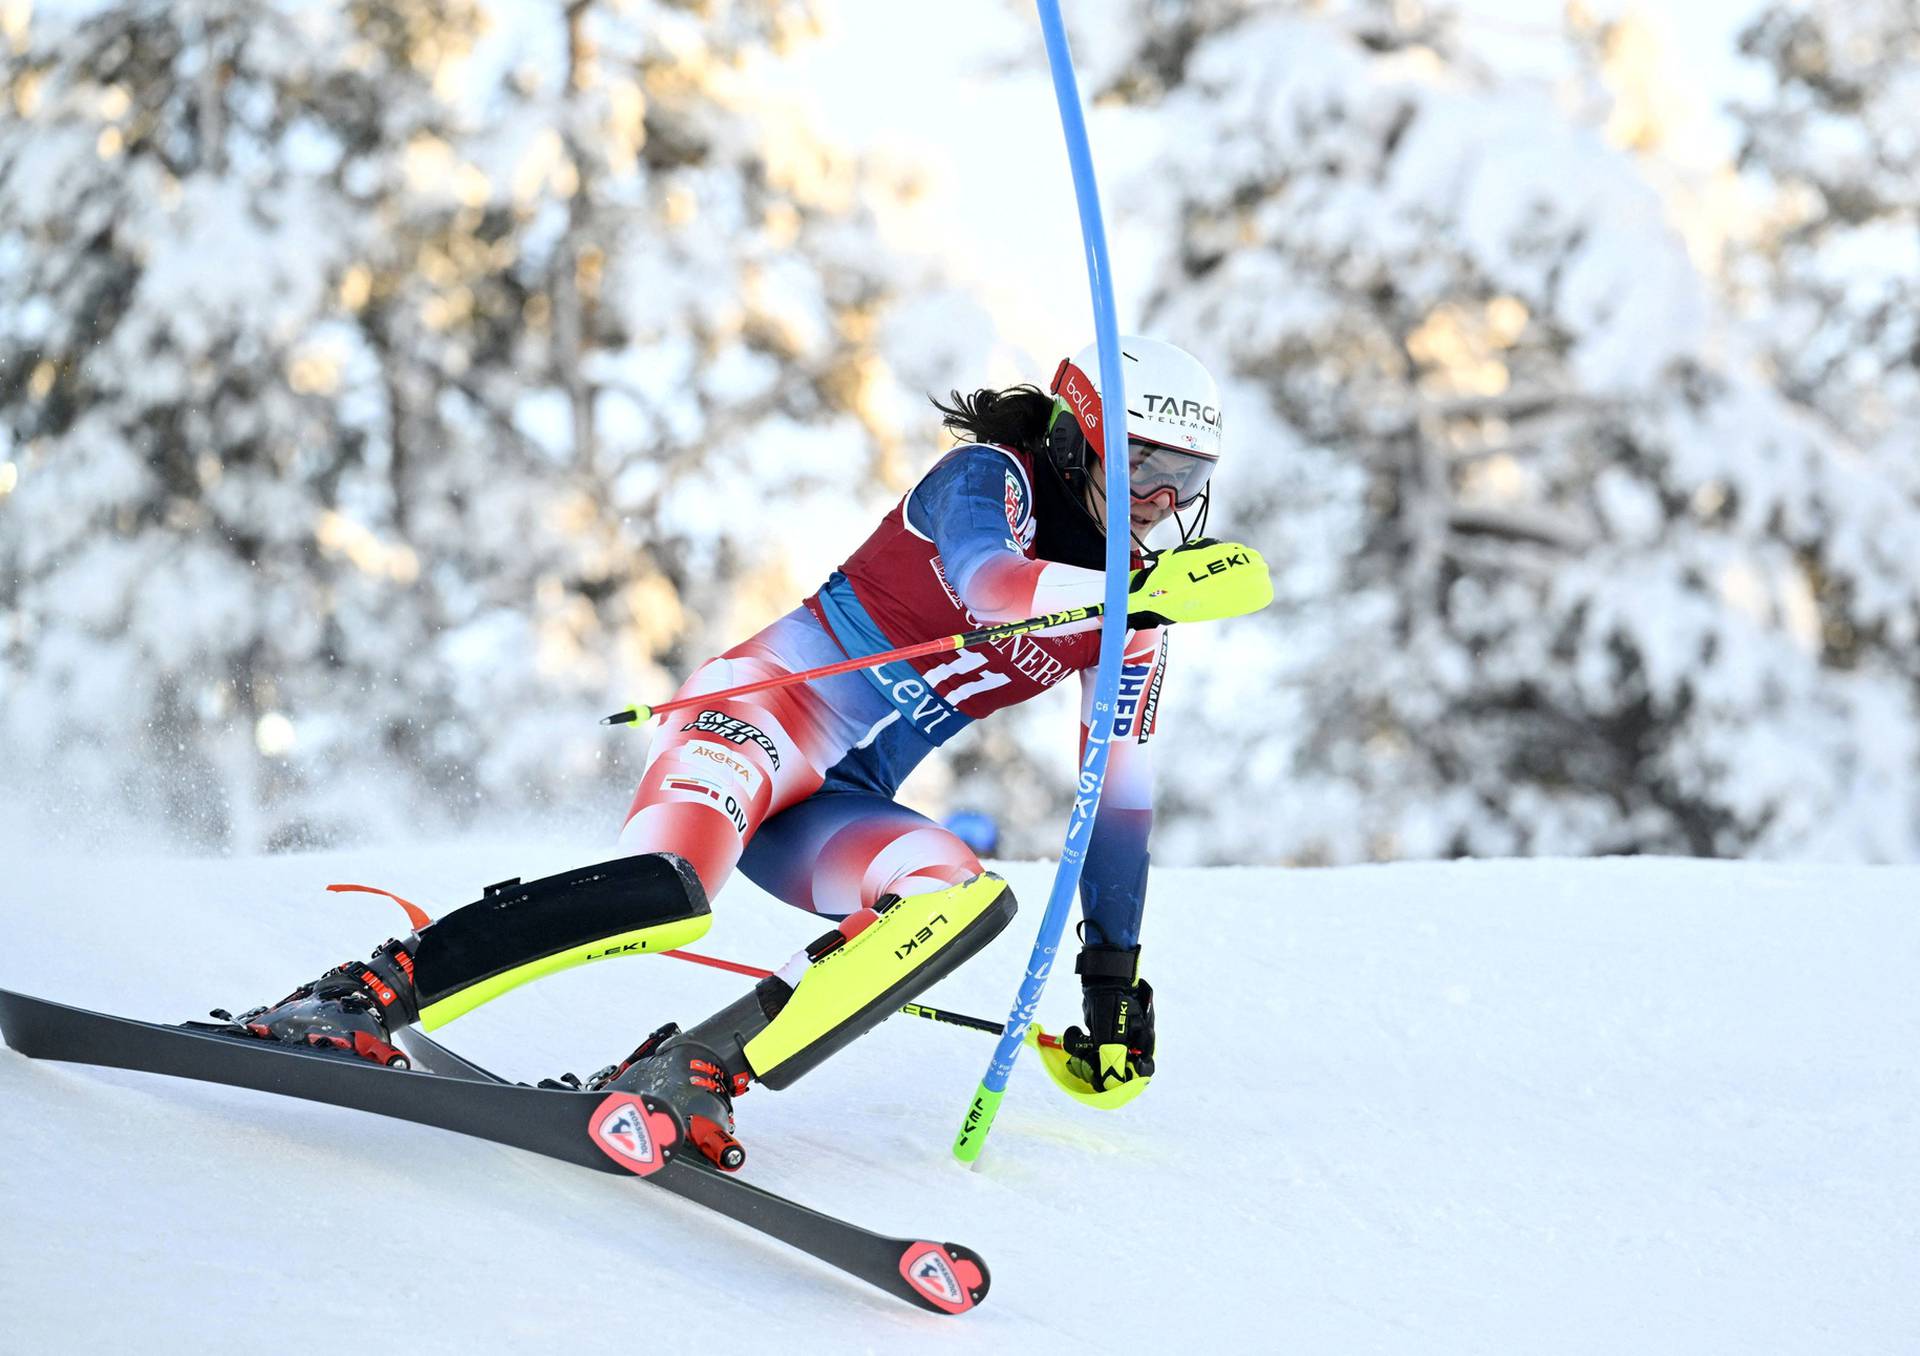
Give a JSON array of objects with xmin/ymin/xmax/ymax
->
[{"xmin": 618, "ymin": 443, "xmax": 1165, "ymax": 950}]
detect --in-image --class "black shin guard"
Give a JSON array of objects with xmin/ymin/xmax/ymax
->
[{"xmin": 411, "ymin": 853, "xmax": 712, "ymax": 1027}]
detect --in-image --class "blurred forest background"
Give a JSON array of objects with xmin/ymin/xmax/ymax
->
[{"xmin": 3, "ymin": 0, "xmax": 1918, "ymax": 864}]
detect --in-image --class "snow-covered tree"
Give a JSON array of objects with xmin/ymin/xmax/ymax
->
[
  {"xmin": 1731, "ymin": 0, "xmax": 1920, "ymax": 457},
  {"xmin": 0, "ymin": 0, "xmax": 464, "ymax": 848},
  {"xmin": 1055, "ymin": 4, "xmax": 1920, "ymax": 863},
  {"xmin": 0, "ymin": 0, "xmax": 941, "ymax": 849}
]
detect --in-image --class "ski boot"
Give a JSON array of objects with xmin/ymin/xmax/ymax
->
[
  {"xmin": 571, "ymin": 875, "xmax": 1018, "ymax": 1173},
  {"xmin": 208, "ymin": 938, "xmax": 421, "ymax": 1068},
  {"xmin": 584, "ymin": 1022, "xmax": 750, "ymax": 1172}
]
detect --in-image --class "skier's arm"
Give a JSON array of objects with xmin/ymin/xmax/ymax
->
[
  {"xmin": 1075, "ymin": 628, "xmax": 1165, "ymax": 950},
  {"xmin": 1060, "ymin": 629, "xmax": 1165, "ymax": 1093},
  {"xmin": 909, "ymin": 453, "xmax": 1273, "ymax": 629},
  {"xmin": 906, "ymin": 446, "xmax": 1105, "ymax": 624}
]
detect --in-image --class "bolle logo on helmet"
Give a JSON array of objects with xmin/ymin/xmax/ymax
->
[
  {"xmin": 1056, "ymin": 363, "xmax": 1101, "ymax": 432},
  {"xmin": 1143, "ymin": 393, "xmax": 1220, "ymax": 427}
]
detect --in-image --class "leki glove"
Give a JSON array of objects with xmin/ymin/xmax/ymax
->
[
  {"xmin": 1126, "ymin": 539, "xmax": 1272, "ymax": 628},
  {"xmin": 1061, "ymin": 944, "xmax": 1156, "ymax": 1093}
]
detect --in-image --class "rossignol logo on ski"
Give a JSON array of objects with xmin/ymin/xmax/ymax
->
[
  {"xmin": 594, "ymin": 1096, "xmax": 656, "ymax": 1163},
  {"xmin": 907, "ymin": 1249, "xmax": 961, "ymax": 1304},
  {"xmin": 589, "ymin": 1093, "xmax": 677, "ymax": 1177},
  {"xmin": 897, "ymin": 1241, "xmax": 984, "ymax": 1314},
  {"xmin": 682, "ymin": 710, "xmax": 781, "ymax": 770}
]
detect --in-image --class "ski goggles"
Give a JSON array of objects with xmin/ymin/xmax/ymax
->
[{"xmin": 1125, "ymin": 437, "xmax": 1217, "ymax": 509}]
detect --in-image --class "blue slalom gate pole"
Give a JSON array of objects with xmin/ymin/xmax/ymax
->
[{"xmin": 952, "ymin": 0, "xmax": 1133, "ymax": 1164}]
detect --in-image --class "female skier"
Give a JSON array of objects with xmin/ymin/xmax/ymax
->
[{"xmin": 225, "ymin": 336, "xmax": 1270, "ymax": 1168}]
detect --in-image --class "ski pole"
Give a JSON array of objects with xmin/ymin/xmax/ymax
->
[
  {"xmin": 601, "ymin": 603, "xmax": 1102, "ymax": 727},
  {"xmin": 662, "ymin": 948, "xmax": 1064, "ymax": 1051},
  {"xmin": 952, "ymin": 0, "xmax": 1131, "ymax": 1165}
]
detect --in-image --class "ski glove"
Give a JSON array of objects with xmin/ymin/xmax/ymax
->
[
  {"xmin": 1127, "ymin": 539, "xmax": 1273, "ymax": 629},
  {"xmin": 1062, "ymin": 944, "xmax": 1155, "ymax": 1093}
]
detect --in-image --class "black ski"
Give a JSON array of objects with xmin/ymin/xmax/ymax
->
[{"xmin": 0, "ymin": 988, "xmax": 989, "ymax": 1315}]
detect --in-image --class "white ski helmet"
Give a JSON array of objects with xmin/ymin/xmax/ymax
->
[{"xmin": 1047, "ymin": 336, "xmax": 1222, "ymax": 513}]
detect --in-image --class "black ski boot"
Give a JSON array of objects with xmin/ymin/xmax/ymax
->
[
  {"xmin": 211, "ymin": 938, "xmax": 421, "ymax": 1068},
  {"xmin": 588, "ymin": 1022, "xmax": 750, "ymax": 1172}
]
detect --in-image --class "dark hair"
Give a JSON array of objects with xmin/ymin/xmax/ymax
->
[{"xmin": 929, "ymin": 384, "xmax": 1056, "ymax": 453}]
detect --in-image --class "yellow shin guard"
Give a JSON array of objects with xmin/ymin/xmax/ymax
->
[{"xmin": 744, "ymin": 874, "xmax": 1018, "ymax": 1089}]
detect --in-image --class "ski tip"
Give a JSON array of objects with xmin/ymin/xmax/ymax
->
[{"xmin": 897, "ymin": 1240, "xmax": 990, "ymax": 1315}]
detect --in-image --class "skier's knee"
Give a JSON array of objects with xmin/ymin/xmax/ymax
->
[{"xmin": 868, "ymin": 851, "xmax": 984, "ymax": 911}]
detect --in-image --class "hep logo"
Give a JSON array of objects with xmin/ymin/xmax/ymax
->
[{"xmin": 1114, "ymin": 660, "xmax": 1150, "ymax": 738}]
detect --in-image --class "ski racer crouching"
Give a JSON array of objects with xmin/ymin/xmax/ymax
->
[{"xmin": 222, "ymin": 337, "xmax": 1272, "ymax": 1168}]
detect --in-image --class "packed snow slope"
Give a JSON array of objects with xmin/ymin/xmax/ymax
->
[{"xmin": 2, "ymin": 840, "xmax": 1915, "ymax": 1354}]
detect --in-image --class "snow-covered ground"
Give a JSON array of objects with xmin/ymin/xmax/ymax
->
[{"xmin": 2, "ymin": 841, "xmax": 1915, "ymax": 1353}]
